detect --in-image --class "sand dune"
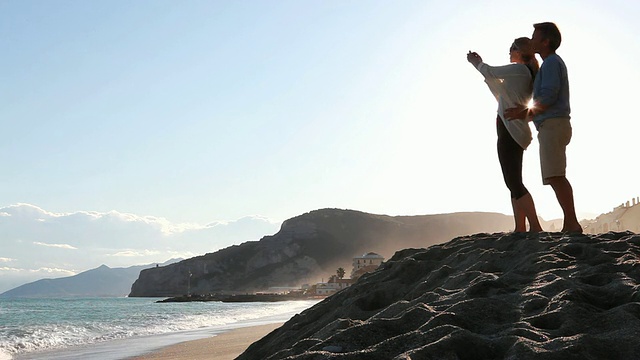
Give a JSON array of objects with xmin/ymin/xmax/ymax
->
[{"xmin": 238, "ymin": 231, "xmax": 640, "ymax": 359}]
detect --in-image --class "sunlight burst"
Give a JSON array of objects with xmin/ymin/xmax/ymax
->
[{"xmin": 527, "ymin": 98, "xmax": 535, "ymax": 109}]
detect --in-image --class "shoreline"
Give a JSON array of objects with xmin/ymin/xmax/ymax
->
[
  {"xmin": 6, "ymin": 299, "xmax": 320, "ymax": 360},
  {"xmin": 127, "ymin": 322, "xmax": 282, "ymax": 360}
]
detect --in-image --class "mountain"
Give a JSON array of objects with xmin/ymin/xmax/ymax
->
[
  {"xmin": 129, "ymin": 208, "xmax": 552, "ymax": 297},
  {"xmin": 237, "ymin": 231, "xmax": 640, "ymax": 359},
  {"xmin": 0, "ymin": 259, "xmax": 180, "ymax": 298}
]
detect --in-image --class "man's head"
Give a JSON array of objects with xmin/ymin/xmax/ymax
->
[{"xmin": 532, "ymin": 22, "xmax": 562, "ymax": 53}]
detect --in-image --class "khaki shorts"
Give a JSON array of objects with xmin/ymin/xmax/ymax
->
[{"xmin": 537, "ymin": 117, "xmax": 572, "ymax": 185}]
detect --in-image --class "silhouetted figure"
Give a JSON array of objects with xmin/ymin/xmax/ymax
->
[
  {"xmin": 468, "ymin": 37, "xmax": 542, "ymax": 232},
  {"xmin": 505, "ymin": 22, "xmax": 582, "ymax": 233}
]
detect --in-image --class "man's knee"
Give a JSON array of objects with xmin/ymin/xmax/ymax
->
[
  {"xmin": 546, "ymin": 176, "xmax": 573, "ymax": 195},
  {"xmin": 545, "ymin": 176, "xmax": 566, "ymax": 186}
]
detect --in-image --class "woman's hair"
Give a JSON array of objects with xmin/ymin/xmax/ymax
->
[{"xmin": 512, "ymin": 37, "xmax": 539, "ymax": 79}]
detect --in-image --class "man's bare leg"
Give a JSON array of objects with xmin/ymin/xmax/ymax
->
[{"xmin": 547, "ymin": 176, "xmax": 582, "ymax": 233}]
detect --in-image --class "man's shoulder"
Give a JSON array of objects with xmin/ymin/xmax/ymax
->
[
  {"xmin": 544, "ymin": 53, "xmax": 565, "ymax": 63},
  {"xmin": 541, "ymin": 53, "xmax": 566, "ymax": 69}
]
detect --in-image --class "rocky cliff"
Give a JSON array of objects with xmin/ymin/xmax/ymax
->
[
  {"xmin": 238, "ymin": 231, "xmax": 640, "ymax": 360},
  {"xmin": 129, "ymin": 209, "xmax": 524, "ymax": 297}
]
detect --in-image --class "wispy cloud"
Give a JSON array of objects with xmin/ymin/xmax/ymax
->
[
  {"xmin": 29, "ymin": 267, "xmax": 77, "ymax": 276},
  {"xmin": 108, "ymin": 249, "xmax": 196, "ymax": 260},
  {"xmin": 33, "ymin": 242, "xmax": 78, "ymax": 250},
  {"xmin": 0, "ymin": 203, "xmax": 280, "ymax": 293},
  {"xmin": 0, "ymin": 267, "xmax": 76, "ymax": 277},
  {"xmin": 108, "ymin": 249, "xmax": 161, "ymax": 257}
]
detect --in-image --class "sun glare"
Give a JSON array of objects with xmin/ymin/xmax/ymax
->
[{"xmin": 527, "ymin": 98, "xmax": 534, "ymax": 109}]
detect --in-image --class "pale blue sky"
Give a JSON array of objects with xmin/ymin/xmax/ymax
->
[{"xmin": 2, "ymin": 0, "xmax": 639, "ymax": 225}]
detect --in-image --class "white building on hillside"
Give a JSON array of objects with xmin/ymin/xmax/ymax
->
[
  {"xmin": 313, "ymin": 252, "xmax": 385, "ymax": 296},
  {"xmin": 351, "ymin": 252, "xmax": 384, "ymax": 279},
  {"xmin": 582, "ymin": 197, "xmax": 640, "ymax": 234}
]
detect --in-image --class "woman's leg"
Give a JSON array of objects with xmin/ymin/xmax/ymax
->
[
  {"xmin": 511, "ymin": 198, "xmax": 527, "ymax": 232},
  {"xmin": 515, "ymin": 192, "xmax": 543, "ymax": 232},
  {"xmin": 497, "ymin": 118, "xmax": 525, "ymax": 231},
  {"xmin": 497, "ymin": 117, "xmax": 540, "ymax": 232}
]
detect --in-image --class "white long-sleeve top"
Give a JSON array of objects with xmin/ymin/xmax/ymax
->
[{"xmin": 475, "ymin": 62, "xmax": 533, "ymax": 150}]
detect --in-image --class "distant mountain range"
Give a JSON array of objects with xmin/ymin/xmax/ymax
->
[
  {"xmin": 130, "ymin": 208, "xmax": 559, "ymax": 297},
  {"xmin": 0, "ymin": 259, "xmax": 181, "ymax": 298},
  {"xmin": 2, "ymin": 208, "xmax": 575, "ymax": 299}
]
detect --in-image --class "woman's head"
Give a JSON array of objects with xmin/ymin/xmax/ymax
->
[
  {"xmin": 509, "ymin": 37, "xmax": 535, "ymax": 64},
  {"xmin": 510, "ymin": 37, "xmax": 539, "ymax": 78}
]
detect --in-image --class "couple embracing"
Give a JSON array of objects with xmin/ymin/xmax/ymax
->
[{"xmin": 468, "ymin": 22, "xmax": 582, "ymax": 234}]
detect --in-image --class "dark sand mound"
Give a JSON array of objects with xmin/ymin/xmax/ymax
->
[{"xmin": 237, "ymin": 231, "xmax": 640, "ymax": 360}]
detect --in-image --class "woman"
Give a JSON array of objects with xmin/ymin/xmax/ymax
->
[{"xmin": 467, "ymin": 37, "xmax": 543, "ymax": 232}]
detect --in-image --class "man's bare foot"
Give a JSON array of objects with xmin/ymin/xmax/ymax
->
[{"xmin": 561, "ymin": 222, "xmax": 583, "ymax": 234}]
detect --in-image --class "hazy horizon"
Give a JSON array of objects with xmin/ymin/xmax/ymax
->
[{"xmin": 0, "ymin": 201, "xmax": 611, "ymax": 293}]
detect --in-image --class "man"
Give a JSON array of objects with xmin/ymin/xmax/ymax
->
[{"xmin": 505, "ymin": 22, "xmax": 582, "ymax": 233}]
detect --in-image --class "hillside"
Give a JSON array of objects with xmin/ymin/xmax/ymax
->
[
  {"xmin": 129, "ymin": 208, "xmax": 548, "ymax": 297},
  {"xmin": 238, "ymin": 231, "xmax": 640, "ymax": 359},
  {"xmin": 582, "ymin": 196, "xmax": 640, "ymax": 233},
  {"xmin": 0, "ymin": 260, "xmax": 179, "ymax": 298}
]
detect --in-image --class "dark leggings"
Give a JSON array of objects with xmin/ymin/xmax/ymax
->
[{"xmin": 497, "ymin": 116, "xmax": 529, "ymax": 200}]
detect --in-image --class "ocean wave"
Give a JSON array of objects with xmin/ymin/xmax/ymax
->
[{"xmin": 0, "ymin": 298, "xmax": 317, "ymax": 357}]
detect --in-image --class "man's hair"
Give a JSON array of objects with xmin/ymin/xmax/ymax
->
[{"xmin": 534, "ymin": 22, "xmax": 562, "ymax": 51}]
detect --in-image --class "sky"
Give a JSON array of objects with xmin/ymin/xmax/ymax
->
[
  {"xmin": 1, "ymin": 1, "xmax": 639, "ymax": 290},
  {"xmin": 0, "ymin": 203, "xmax": 280, "ymax": 292}
]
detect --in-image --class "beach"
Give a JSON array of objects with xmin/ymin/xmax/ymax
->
[
  {"xmin": 1, "ymin": 298, "xmax": 318, "ymax": 360},
  {"xmin": 130, "ymin": 323, "xmax": 281, "ymax": 360}
]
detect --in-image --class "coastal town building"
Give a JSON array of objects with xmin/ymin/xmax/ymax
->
[
  {"xmin": 582, "ymin": 197, "xmax": 640, "ymax": 234},
  {"xmin": 351, "ymin": 252, "xmax": 385, "ymax": 279},
  {"xmin": 314, "ymin": 283, "xmax": 336, "ymax": 296},
  {"xmin": 312, "ymin": 252, "xmax": 385, "ymax": 296},
  {"xmin": 327, "ymin": 275, "xmax": 353, "ymax": 290}
]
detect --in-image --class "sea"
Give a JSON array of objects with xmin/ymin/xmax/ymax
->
[{"xmin": 0, "ymin": 297, "xmax": 319, "ymax": 360}]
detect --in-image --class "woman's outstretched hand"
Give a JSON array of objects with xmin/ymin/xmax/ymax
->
[{"xmin": 467, "ymin": 51, "xmax": 482, "ymax": 67}]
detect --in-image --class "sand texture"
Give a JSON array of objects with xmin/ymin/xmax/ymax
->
[
  {"xmin": 238, "ymin": 231, "xmax": 640, "ymax": 359},
  {"xmin": 130, "ymin": 323, "xmax": 282, "ymax": 360}
]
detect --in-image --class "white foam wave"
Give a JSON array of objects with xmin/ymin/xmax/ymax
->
[
  {"xmin": 0, "ymin": 349, "xmax": 12, "ymax": 360},
  {"xmin": 0, "ymin": 299, "xmax": 317, "ymax": 358}
]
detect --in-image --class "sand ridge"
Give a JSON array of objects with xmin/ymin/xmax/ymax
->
[{"xmin": 238, "ymin": 231, "xmax": 640, "ymax": 359}]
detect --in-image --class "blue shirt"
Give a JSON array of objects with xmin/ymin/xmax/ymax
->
[{"xmin": 532, "ymin": 53, "xmax": 571, "ymax": 128}]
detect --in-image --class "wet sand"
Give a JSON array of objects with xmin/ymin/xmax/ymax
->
[{"xmin": 129, "ymin": 323, "xmax": 281, "ymax": 360}]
